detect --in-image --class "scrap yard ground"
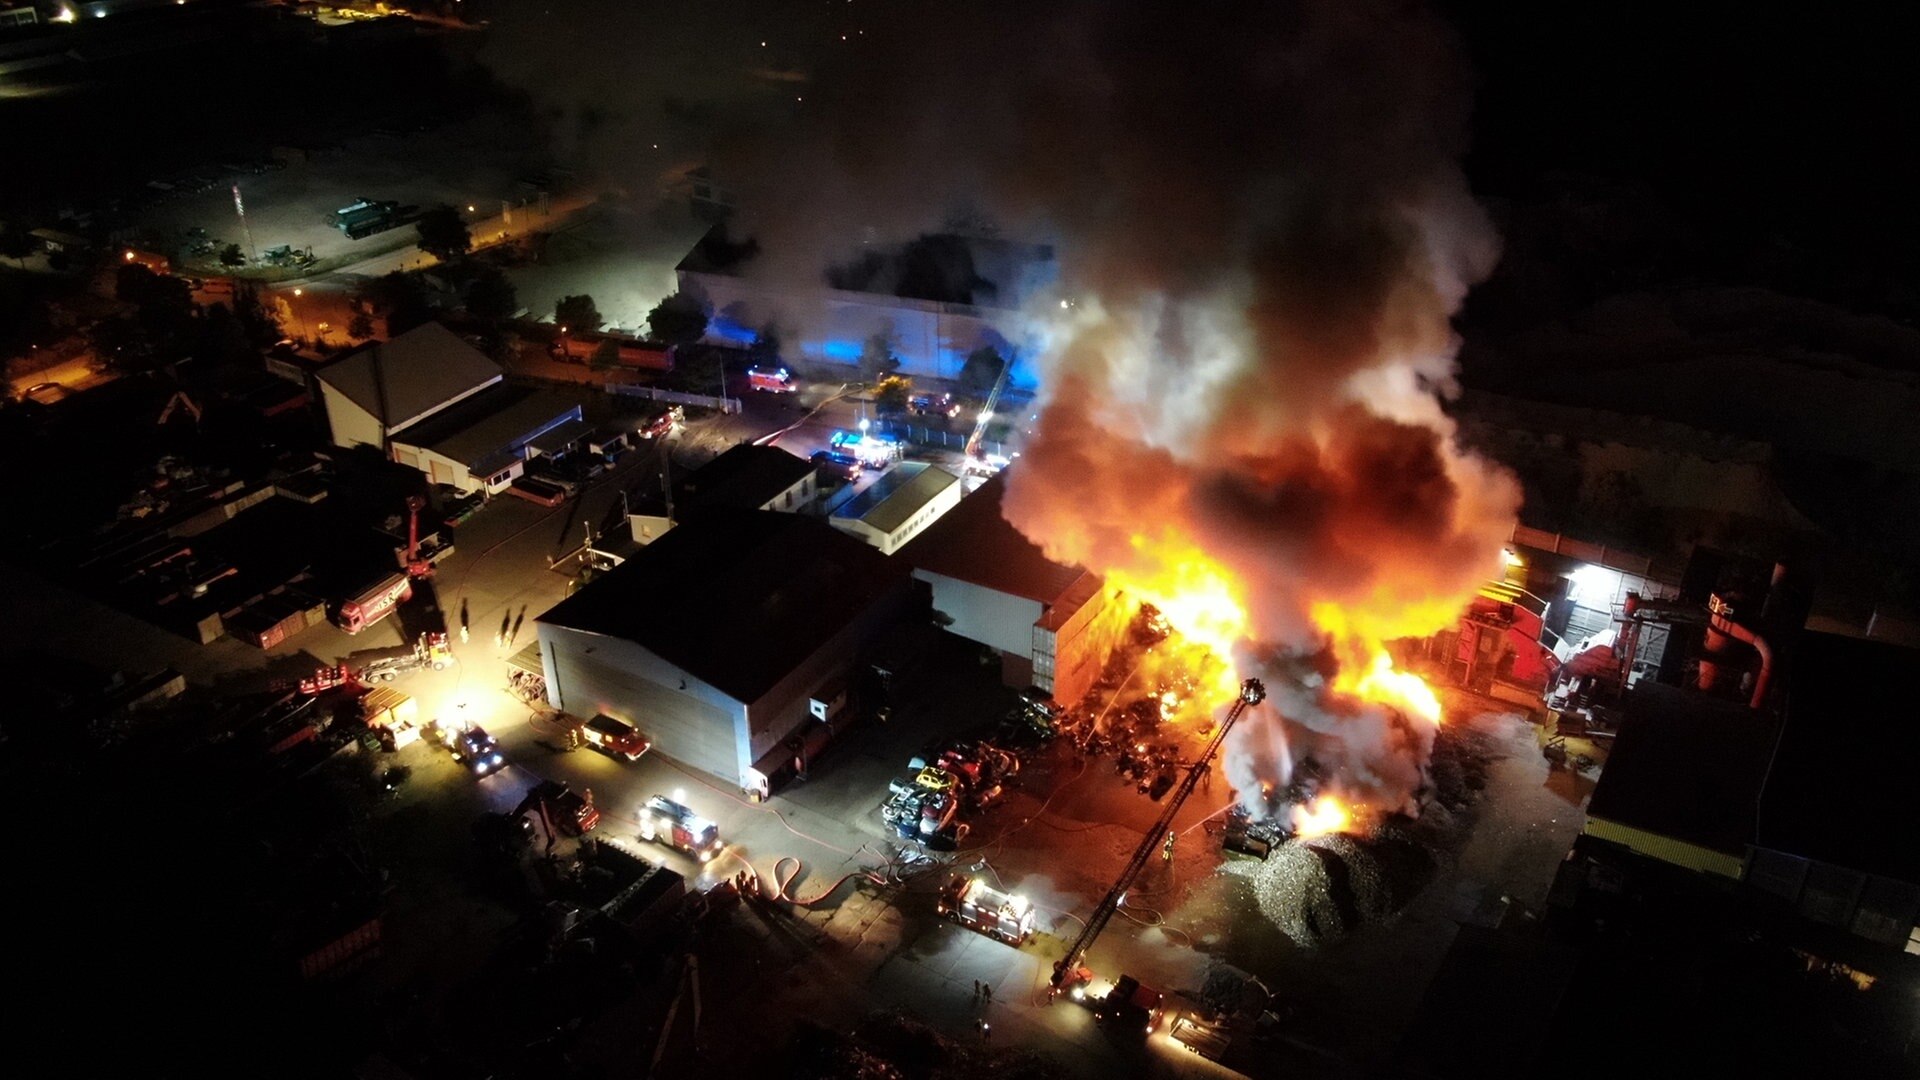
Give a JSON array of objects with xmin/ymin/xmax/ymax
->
[{"xmin": 5, "ymin": 486, "xmax": 1586, "ymax": 1078}]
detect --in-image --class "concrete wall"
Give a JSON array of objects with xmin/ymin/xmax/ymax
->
[
  {"xmin": 537, "ymin": 623, "xmax": 749, "ymax": 785},
  {"xmin": 916, "ymin": 570, "xmax": 1042, "ymax": 657},
  {"xmin": 318, "ymin": 381, "xmax": 384, "ymax": 452}
]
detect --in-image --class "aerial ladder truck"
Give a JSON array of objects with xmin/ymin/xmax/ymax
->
[
  {"xmin": 963, "ymin": 352, "xmax": 1013, "ymax": 464},
  {"xmin": 1051, "ymin": 678, "xmax": 1268, "ymax": 1000}
]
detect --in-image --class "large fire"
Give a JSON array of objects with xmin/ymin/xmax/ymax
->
[{"xmin": 1105, "ymin": 542, "xmax": 1448, "ymax": 836}]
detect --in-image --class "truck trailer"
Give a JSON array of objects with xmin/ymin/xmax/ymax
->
[{"xmin": 334, "ymin": 572, "xmax": 412, "ymax": 634}]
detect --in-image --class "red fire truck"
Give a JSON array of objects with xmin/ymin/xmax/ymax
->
[
  {"xmin": 747, "ymin": 366, "xmax": 796, "ymax": 393},
  {"xmin": 580, "ymin": 713, "xmax": 652, "ymax": 762},
  {"xmin": 334, "ymin": 572, "xmax": 413, "ymax": 634}
]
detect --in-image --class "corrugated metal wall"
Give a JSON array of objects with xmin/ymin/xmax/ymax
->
[{"xmin": 546, "ymin": 637, "xmax": 743, "ymax": 783}]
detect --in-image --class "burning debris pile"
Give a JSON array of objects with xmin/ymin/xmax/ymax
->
[
  {"xmin": 986, "ymin": 1, "xmax": 1522, "ymax": 836},
  {"xmin": 1242, "ymin": 717, "xmax": 1498, "ymax": 947}
]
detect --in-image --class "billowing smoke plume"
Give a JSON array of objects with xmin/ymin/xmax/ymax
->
[{"xmin": 710, "ymin": 1, "xmax": 1521, "ymax": 816}]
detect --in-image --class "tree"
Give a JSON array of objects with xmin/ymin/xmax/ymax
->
[
  {"xmin": 858, "ymin": 332, "xmax": 900, "ymax": 381},
  {"xmin": 362, "ymin": 272, "xmax": 432, "ymax": 337},
  {"xmin": 646, "ymin": 292, "xmax": 708, "ymax": 345},
  {"xmin": 464, "ymin": 268, "xmax": 518, "ymax": 321},
  {"xmin": 104, "ymin": 266, "xmax": 198, "ymax": 369},
  {"xmin": 958, "ymin": 346, "xmax": 1006, "ymax": 394},
  {"xmin": 874, "ymin": 375, "xmax": 912, "ymax": 415},
  {"xmin": 219, "ymin": 243, "xmax": 246, "ymax": 268},
  {"xmin": 197, "ymin": 303, "xmax": 252, "ymax": 368},
  {"xmin": 114, "ymin": 263, "xmax": 161, "ymax": 304},
  {"xmin": 348, "ymin": 311, "xmax": 375, "ymax": 340},
  {"xmin": 554, "ymin": 294, "xmax": 603, "ymax": 334},
  {"xmin": 666, "ymin": 343, "xmax": 724, "ymax": 396},
  {"xmin": 232, "ymin": 283, "xmax": 282, "ymax": 346},
  {"xmin": 0, "ymin": 220, "xmax": 35, "ymax": 269},
  {"xmin": 415, "ymin": 206, "xmax": 471, "ymax": 261}
]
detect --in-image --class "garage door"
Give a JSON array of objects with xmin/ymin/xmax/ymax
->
[{"xmin": 552, "ymin": 648, "xmax": 739, "ymax": 781}]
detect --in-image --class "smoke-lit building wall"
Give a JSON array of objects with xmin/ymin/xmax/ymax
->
[{"xmin": 680, "ymin": 265, "xmax": 1041, "ymax": 387}]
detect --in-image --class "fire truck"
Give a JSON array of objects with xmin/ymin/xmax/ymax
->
[
  {"xmin": 334, "ymin": 572, "xmax": 413, "ymax": 634},
  {"xmin": 517, "ymin": 781, "xmax": 599, "ymax": 838},
  {"xmin": 431, "ymin": 719, "xmax": 506, "ymax": 776},
  {"xmin": 637, "ymin": 794, "xmax": 723, "ymax": 862},
  {"xmin": 747, "ymin": 366, "xmax": 795, "ymax": 393},
  {"xmin": 936, "ymin": 876, "xmax": 1036, "ymax": 945},
  {"xmin": 297, "ymin": 632, "xmax": 451, "ymax": 694},
  {"xmin": 580, "ymin": 713, "xmax": 652, "ymax": 762},
  {"xmin": 1074, "ymin": 974, "xmax": 1166, "ymax": 1034}
]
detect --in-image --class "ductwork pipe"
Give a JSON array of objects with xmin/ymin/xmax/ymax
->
[{"xmin": 1698, "ymin": 598, "xmax": 1773, "ymax": 709}]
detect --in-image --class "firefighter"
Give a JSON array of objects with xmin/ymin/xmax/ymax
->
[{"xmin": 1163, "ymin": 829, "xmax": 1176, "ymax": 861}]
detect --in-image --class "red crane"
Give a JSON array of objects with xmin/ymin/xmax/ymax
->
[{"xmin": 403, "ymin": 494, "xmax": 433, "ymax": 579}]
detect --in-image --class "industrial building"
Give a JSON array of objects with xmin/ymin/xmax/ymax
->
[
  {"xmin": 627, "ymin": 443, "xmax": 818, "ymax": 545},
  {"xmin": 897, "ymin": 471, "xmax": 1110, "ymax": 704},
  {"xmin": 674, "ymin": 227, "xmax": 1053, "ymax": 387},
  {"xmin": 315, "ymin": 323, "xmax": 585, "ymax": 493},
  {"xmin": 1584, "ymin": 629, "xmax": 1920, "ymax": 954},
  {"xmin": 387, "ymin": 385, "xmax": 587, "ymax": 495},
  {"xmin": 828, "ymin": 462, "xmax": 962, "ymax": 555},
  {"xmin": 536, "ymin": 510, "xmax": 916, "ymax": 793}
]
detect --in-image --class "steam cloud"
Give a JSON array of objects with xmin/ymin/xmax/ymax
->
[{"xmin": 710, "ymin": 1, "xmax": 1521, "ymax": 816}]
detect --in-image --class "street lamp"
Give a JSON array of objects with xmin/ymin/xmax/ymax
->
[{"xmin": 289, "ymin": 288, "xmax": 311, "ymax": 344}]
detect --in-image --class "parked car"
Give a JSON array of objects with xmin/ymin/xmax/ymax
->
[
  {"xmin": 505, "ymin": 477, "xmax": 568, "ymax": 507},
  {"xmin": 525, "ymin": 464, "xmax": 580, "ymax": 496},
  {"xmin": 812, "ymin": 450, "xmax": 862, "ymax": 483},
  {"xmin": 910, "ymin": 392, "xmax": 960, "ymax": 418},
  {"xmin": 639, "ymin": 406, "xmax": 684, "ymax": 440}
]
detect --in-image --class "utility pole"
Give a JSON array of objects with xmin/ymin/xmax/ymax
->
[{"xmin": 232, "ymin": 184, "xmax": 257, "ymax": 266}]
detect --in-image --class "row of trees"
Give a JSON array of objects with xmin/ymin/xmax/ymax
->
[{"xmin": 87, "ymin": 264, "xmax": 285, "ymax": 374}]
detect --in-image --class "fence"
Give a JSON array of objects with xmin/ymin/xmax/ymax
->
[
  {"xmin": 606, "ymin": 383, "xmax": 742, "ymax": 414},
  {"xmin": 878, "ymin": 419, "xmax": 1007, "ymax": 459}
]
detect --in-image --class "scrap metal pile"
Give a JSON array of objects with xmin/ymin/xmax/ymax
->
[{"xmin": 880, "ymin": 737, "xmax": 1023, "ymax": 849}]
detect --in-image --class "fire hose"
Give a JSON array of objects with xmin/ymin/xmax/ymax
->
[{"xmin": 769, "ymin": 855, "xmax": 884, "ymax": 907}]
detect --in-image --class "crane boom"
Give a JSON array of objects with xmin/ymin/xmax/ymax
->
[
  {"xmin": 1051, "ymin": 677, "xmax": 1268, "ymax": 988},
  {"xmin": 964, "ymin": 353, "xmax": 1013, "ymax": 460}
]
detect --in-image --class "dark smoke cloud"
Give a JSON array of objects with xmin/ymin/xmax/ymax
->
[{"xmin": 707, "ymin": 1, "xmax": 1519, "ymax": 815}]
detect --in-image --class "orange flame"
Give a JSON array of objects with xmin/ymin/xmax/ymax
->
[
  {"xmin": 1291, "ymin": 795, "xmax": 1352, "ymax": 838},
  {"xmin": 1338, "ymin": 649, "xmax": 1444, "ymax": 727}
]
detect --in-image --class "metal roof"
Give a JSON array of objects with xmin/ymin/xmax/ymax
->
[
  {"xmin": 897, "ymin": 470, "xmax": 1087, "ymax": 604},
  {"xmin": 525, "ymin": 417, "xmax": 595, "ymax": 458},
  {"xmin": 1585, "ymin": 681, "xmax": 1775, "ymax": 858},
  {"xmin": 315, "ymin": 322, "xmax": 503, "ymax": 433},
  {"xmin": 677, "ymin": 444, "xmax": 814, "ymax": 515},
  {"xmin": 830, "ymin": 462, "xmax": 959, "ymax": 535},
  {"xmin": 388, "ymin": 385, "xmax": 583, "ymax": 471},
  {"xmin": 536, "ymin": 510, "xmax": 910, "ymax": 704}
]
